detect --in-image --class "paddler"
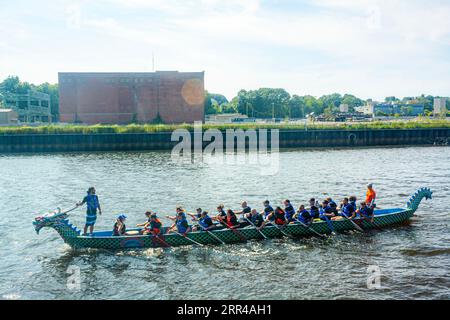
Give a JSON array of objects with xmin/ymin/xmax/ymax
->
[
  {"xmin": 283, "ymin": 199, "xmax": 296, "ymax": 223},
  {"xmin": 167, "ymin": 210, "xmax": 191, "ymax": 234},
  {"xmin": 112, "ymin": 214, "xmax": 127, "ymax": 236},
  {"xmin": 137, "ymin": 211, "xmax": 152, "ymax": 230},
  {"xmin": 262, "ymin": 200, "xmax": 274, "ymax": 219},
  {"xmin": 187, "ymin": 208, "xmax": 203, "ymax": 220},
  {"xmin": 266, "ymin": 206, "xmax": 287, "ymax": 226},
  {"xmin": 220, "ymin": 209, "xmax": 240, "ymax": 229},
  {"xmin": 215, "ymin": 204, "xmax": 227, "ymax": 220},
  {"xmin": 295, "ymin": 205, "xmax": 312, "ymax": 225},
  {"xmin": 326, "ymin": 197, "xmax": 339, "ymax": 215},
  {"xmin": 142, "ymin": 212, "xmax": 163, "ymax": 235},
  {"xmin": 77, "ymin": 186, "xmax": 102, "ymax": 236},
  {"xmin": 248, "ymin": 209, "xmax": 265, "ymax": 229},
  {"xmin": 366, "ymin": 184, "xmax": 377, "ymax": 208},
  {"xmin": 320, "ymin": 200, "xmax": 336, "ymax": 221},
  {"xmin": 309, "ymin": 198, "xmax": 320, "ymax": 219},
  {"xmin": 339, "ymin": 197, "xmax": 356, "ymax": 219},
  {"xmin": 235, "ymin": 201, "xmax": 252, "ymax": 227},
  {"xmin": 357, "ymin": 202, "xmax": 374, "ymax": 223},
  {"xmin": 191, "ymin": 211, "xmax": 215, "ymax": 231}
]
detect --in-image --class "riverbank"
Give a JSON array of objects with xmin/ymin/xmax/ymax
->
[
  {"xmin": 0, "ymin": 126, "xmax": 448, "ymax": 153},
  {"xmin": 0, "ymin": 119, "xmax": 449, "ymax": 135}
]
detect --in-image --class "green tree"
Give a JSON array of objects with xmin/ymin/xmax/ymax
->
[
  {"xmin": 341, "ymin": 94, "xmax": 364, "ymax": 111},
  {"xmin": 319, "ymin": 93, "xmax": 342, "ymax": 113},
  {"xmin": 204, "ymin": 91, "xmax": 229, "ymax": 115}
]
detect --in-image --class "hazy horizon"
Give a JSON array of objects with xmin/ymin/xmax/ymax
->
[{"xmin": 1, "ymin": 0, "xmax": 450, "ymax": 101}]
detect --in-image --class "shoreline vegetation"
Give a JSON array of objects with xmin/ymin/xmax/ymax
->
[{"xmin": 0, "ymin": 119, "xmax": 449, "ymax": 135}]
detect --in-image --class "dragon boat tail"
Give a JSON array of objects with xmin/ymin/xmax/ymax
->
[{"xmin": 33, "ymin": 187, "xmax": 433, "ymax": 250}]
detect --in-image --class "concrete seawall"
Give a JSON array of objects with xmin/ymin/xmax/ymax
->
[{"xmin": 0, "ymin": 128, "xmax": 449, "ymax": 153}]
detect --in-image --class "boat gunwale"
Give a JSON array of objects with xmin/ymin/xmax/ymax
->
[{"xmin": 70, "ymin": 207, "xmax": 409, "ymax": 240}]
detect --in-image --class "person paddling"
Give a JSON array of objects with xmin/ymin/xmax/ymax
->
[
  {"xmin": 137, "ymin": 211, "xmax": 152, "ymax": 230},
  {"xmin": 219, "ymin": 209, "xmax": 240, "ymax": 229},
  {"xmin": 357, "ymin": 202, "xmax": 374, "ymax": 223},
  {"xmin": 283, "ymin": 199, "xmax": 296, "ymax": 223},
  {"xmin": 187, "ymin": 208, "xmax": 203, "ymax": 221},
  {"xmin": 309, "ymin": 198, "xmax": 320, "ymax": 219},
  {"xmin": 296, "ymin": 205, "xmax": 312, "ymax": 225},
  {"xmin": 167, "ymin": 210, "xmax": 191, "ymax": 234},
  {"xmin": 248, "ymin": 209, "xmax": 265, "ymax": 230},
  {"xmin": 366, "ymin": 184, "xmax": 377, "ymax": 209},
  {"xmin": 113, "ymin": 214, "xmax": 127, "ymax": 236},
  {"xmin": 142, "ymin": 212, "xmax": 163, "ymax": 235},
  {"xmin": 235, "ymin": 201, "xmax": 252, "ymax": 228},
  {"xmin": 326, "ymin": 197, "xmax": 339, "ymax": 215},
  {"xmin": 266, "ymin": 206, "xmax": 287, "ymax": 226},
  {"xmin": 213, "ymin": 205, "xmax": 227, "ymax": 225},
  {"xmin": 320, "ymin": 200, "xmax": 336, "ymax": 221},
  {"xmin": 349, "ymin": 196, "xmax": 358, "ymax": 214},
  {"xmin": 262, "ymin": 200, "xmax": 275, "ymax": 220},
  {"xmin": 77, "ymin": 187, "xmax": 102, "ymax": 236},
  {"xmin": 192, "ymin": 211, "xmax": 215, "ymax": 231},
  {"xmin": 340, "ymin": 197, "xmax": 356, "ymax": 219}
]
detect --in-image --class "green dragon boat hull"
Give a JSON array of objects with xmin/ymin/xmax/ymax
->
[{"xmin": 33, "ymin": 187, "xmax": 432, "ymax": 250}]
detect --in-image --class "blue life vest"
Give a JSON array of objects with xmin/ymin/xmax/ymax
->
[
  {"xmin": 359, "ymin": 207, "xmax": 374, "ymax": 218},
  {"xmin": 176, "ymin": 218, "xmax": 189, "ymax": 233},
  {"xmin": 250, "ymin": 213, "xmax": 264, "ymax": 227},
  {"xmin": 310, "ymin": 206, "xmax": 320, "ymax": 219},
  {"xmin": 264, "ymin": 205, "xmax": 274, "ymax": 219},
  {"xmin": 199, "ymin": 215, "xmax": 213, "ymax": 229},
  {"xmin": 285, "ymin": 204, "xmax": 296, "ymax": 221},
  {"xmin": 341, "ymin": 203, "xmax": 353, "ymax": 217},
  {"xmin": 86, "ymin": 194, "xmax": 99, "ymax": 211},
  {"xmin": 297, "ymin": 209, "xmax": 311, "ymax": 224},
  {"xmin": 350, "ymin": 201, "xmax": 357, "ymax": 212}
]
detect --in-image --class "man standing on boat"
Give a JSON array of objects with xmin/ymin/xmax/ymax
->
[
  {"xmin": 77, "ymin": 187, "xmax": 102, "ymax": 236},
  {"xmin": 366, "ymin": 184, "xmax": 377, "ymax": 208}
]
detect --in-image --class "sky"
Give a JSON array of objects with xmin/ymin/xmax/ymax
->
[{"xmin": 1, "ymin": 0, "xmax": 450, "ymax": 101}]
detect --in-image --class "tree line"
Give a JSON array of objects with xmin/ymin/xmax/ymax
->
[
  {"xmin": 1, "ymin": 76, "xmax": 447, "ymax": 120},
  {"xmin": 206, "ymin": 90, "xmax": 446, "ymax": 118}
]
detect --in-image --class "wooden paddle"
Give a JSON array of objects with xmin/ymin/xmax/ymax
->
[
  {"xmin": 295, "ymin": 217, "xmax": 326, "ymax": 238},
  {"xmin": 244, "ymin": 217, "xmax": 268, "ymax": 240},
  {"xmin": 218, "ymin": 217, "xmax": 247, "ymax": 241},
  {"xmin": 266, "ymin": 219, "xmax": 293, "ymax": 238},
  {"xmin": 173, "ymin": 230, "xmax": 203, "ymax": 246},
  {"xmin": 340, "ymin": 213, "xmax": 364, "ymax": 233},
  {"xmin": 199, "ymin": 225, "xmax": 226, "ymax": 245}
]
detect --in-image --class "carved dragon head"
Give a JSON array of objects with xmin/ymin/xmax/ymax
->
[{"xmin": 33, "ymin": 209, "xmax": 69, "ymax": 234}]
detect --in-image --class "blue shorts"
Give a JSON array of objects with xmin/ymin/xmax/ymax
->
[{"xmin": 85, "ymin": 208, "xmax": 97, "ymax": 226}]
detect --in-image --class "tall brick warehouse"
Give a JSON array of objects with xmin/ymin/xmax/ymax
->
[{"xmin": 58, "ymin": 71, "xmax": 205, "ymax": 124}]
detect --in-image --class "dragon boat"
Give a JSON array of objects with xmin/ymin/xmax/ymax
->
[{"xmin": 33, "ymin": 187, "xmax": 432, "ymax": 250}]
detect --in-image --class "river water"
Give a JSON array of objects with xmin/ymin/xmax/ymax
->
[{"xmin": 0, "ymin": 146, "xmax": 449, "ymax": 300}]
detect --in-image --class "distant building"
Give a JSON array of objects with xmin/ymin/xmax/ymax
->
[
  {"xmin": 434, "ymin": 97, "xmax": 447, "ymax": 117},
  {"xmin": 0, "ymin": 109, "xmax": 19, "ymax": 125},
  {"xmin": 205, "ymin": 113, "xmax": 249, "ymax": 123},
  {"xmin": 1, "ymin": 91, "xmax": 52, "ymax": 123},
  {"xmin": 59, "ymin": 71, "xmax": 205, "ymax": 124},
  {"xmin": 339, "ymin": 104, "xmax": 349, "ymax": 113},
  {"xmin": 356, "ymin": 101, "xmax": 377, "ymax": 115},
  {"xmin": 359, "ymin": 102, "xmax": 424, "ymax": 116}
]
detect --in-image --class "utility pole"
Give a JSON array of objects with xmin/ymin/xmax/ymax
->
[
  {"xmin": 152, "ymin": 52, "xmax": 155, "ymax": 72},
  {"xmin": 272, "ymin": 103, "xmax": 275, "ymax": 120}
]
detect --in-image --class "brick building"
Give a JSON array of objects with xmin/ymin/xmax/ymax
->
[{"xmin": 59, "ymin": 71, "xmax": 205, "ymax": 124}]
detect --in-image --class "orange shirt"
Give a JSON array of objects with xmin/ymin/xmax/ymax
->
[{"xmin": 366, "ymin": 189, "xmax": 377, "ymax": 204}]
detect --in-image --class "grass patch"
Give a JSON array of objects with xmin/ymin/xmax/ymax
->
[{"xmin": 0, "ymin": 119, "xmax": 449, "ymax": 135}]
